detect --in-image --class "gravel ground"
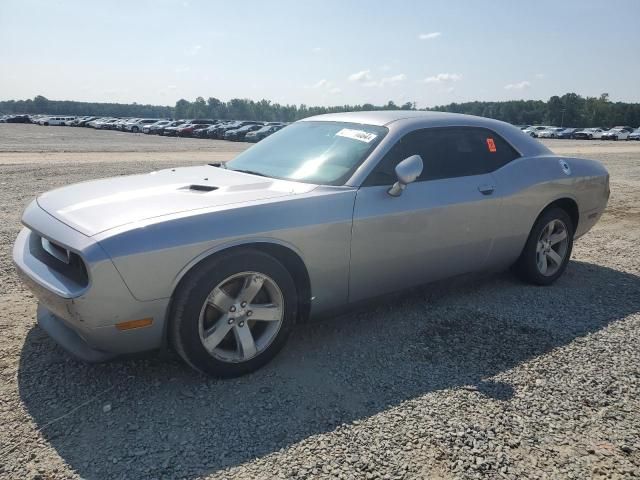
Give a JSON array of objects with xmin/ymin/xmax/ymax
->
[{"xmin": 0, "ymin": 124, "xmax": 638, "ymax": 480}]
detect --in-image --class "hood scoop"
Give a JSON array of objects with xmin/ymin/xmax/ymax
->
[{"xmin": 182, "ymin": 184, "xmax": 218, "ymax": 193}]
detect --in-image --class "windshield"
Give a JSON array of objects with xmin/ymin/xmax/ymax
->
[{"xmin": 226, "ymin": 121, "xmax": 388, "ymax": 185}]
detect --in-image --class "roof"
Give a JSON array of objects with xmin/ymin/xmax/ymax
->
[
  {"xmin": 300, "ymin": 110, "xmax": 470, "ymax": 127},
  {"xmin": 301, "ymin": 110, "xmax": 552, "ymax": 157}
]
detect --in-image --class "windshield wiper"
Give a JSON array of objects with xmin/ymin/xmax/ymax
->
[{"xmin": 229, "ymin": 169, "xmax": 269, "ymax": 178}]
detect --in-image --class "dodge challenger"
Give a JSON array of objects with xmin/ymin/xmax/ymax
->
[{"xmin": 13, "ymin": 111, "xmax": 609, "ymax": 377}]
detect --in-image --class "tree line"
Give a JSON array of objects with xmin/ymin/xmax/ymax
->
[
  {"xmin": 431, "ymin": 93, "xmax": 640, "ymax": 128},
  {"xmin": 1, "ymin": 93, "xmax": 639, "ymax": 127}
]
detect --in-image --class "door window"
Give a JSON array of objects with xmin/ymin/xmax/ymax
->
[{"xmin": 364, "ymin": 127, "xmax": 520, "ymax": 186}]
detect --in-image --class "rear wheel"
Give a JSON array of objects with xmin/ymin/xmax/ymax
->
[
  {"xmin": 170, "ymin": 250, "xmax": 297, "ymax": 377},
  {"xmin": 515, "ymin": 208, "xmax": 574, "ymax": 285}
]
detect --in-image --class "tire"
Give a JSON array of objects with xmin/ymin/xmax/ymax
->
[
  {"xmin": 514, "ymin": 207, "xmax": 574, "ymax": 286},
  {"xmin": 132, "ymin": 126, "xmax": 139, "ymax": 133},
  {"xmin": 588, "ymin": 135, "xmax": 593, "ymax": 140},
  {"xmin": 170, "ymin": 249, "xmax": 297, "ymax": 377}
]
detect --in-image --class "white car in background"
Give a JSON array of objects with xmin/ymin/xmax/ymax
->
[
  {"xmin": 87, "ymin": 117, "xmax": 111, "ymax": 128},
  {"xmin": 95, "ymin": 118, "xmax": 120, "ymax": 129},
  {"xmin": 119, "ymin": 118, "xmax": 140, "ymax": 131},
  {"xmin": 601, "ymin": 128, "xmax": 630, "ymax": 140},
  {"xmin": 39, "ymin": 116, "xmax": 75, "ymax": 126},
  {"xmin": 522, "ymin": 125, "xmax": 553, "ymax": 137},
  {"xmin": 573, "ymin": 128, "xmax": 606, "ymax": 140},
  {"xmin": 537, "ymin": 127, "xmax": 564, "ymax": 139},
  {"xmin": 143, "ymin": 120, "xmax": 171, "ymax": 134},
  {"xmin": 125, "ymin": 118, "xmax": 162, "ymax": 133}
]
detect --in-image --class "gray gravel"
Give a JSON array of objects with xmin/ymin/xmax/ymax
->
[{"xmin": 0, "ymin": 125, "xmax": 639, "ymax": 479}]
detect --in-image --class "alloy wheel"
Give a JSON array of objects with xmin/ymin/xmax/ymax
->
[
  {"xmin": 198, "ymin": 271, "xmax": 284, "ymax": 363},
  {"xmin": 536, "ymin": 219, "xmax": 569, "ymax": 276}
]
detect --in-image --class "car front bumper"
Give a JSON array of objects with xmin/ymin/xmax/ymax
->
[{"xmin": 13, "ymin": 204, "xmax": 170, "ymax": 361}]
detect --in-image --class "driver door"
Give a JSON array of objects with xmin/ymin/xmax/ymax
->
[{"xmin": 349, "ymin": 127, "xmax": 511, "ymax": 302}]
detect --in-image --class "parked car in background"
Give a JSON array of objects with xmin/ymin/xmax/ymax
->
[
  {"xmin": 555, "ymin": 128, "xmax": 580, "ymax": 139},
  {"xmin": 125, "ymin": 119, "xmax": 161, "ymax": 133},
  {"xmin": 2, "ymin": 114, "xmax": 31, "ymax": 123},
  {"xmin": 537, "ymin": 127, "xmax": 565, "ymax": 139},
  {"xmin": 163, "ymin": 123, "xmax": 185, "ymax": 136},
  {"xmin": 244, "ymin": 124, "xmax": 284, "ymax": 142},
  {"xmin": 224, "ymin": 124, "xmax": 264, "ymax": 141},
  {"xmin": 204, "ymin": 121, "xmax": 243, "ymax": 139},
  {"xmin": 177, "ymin": 123, "xmax": 211, "ymax": 137},
  {"xmin": 214, "ymin": 121, "xmax": 263, "ymax": 140},
  {"xmin": 96, "ymin": 118, "xmax": 121, "ymax": 129},
  {"xmin": 86, "ymin": 118, "xmax": 106, "ymax": 128},
  {"xmin": 164, "ymin": 119, "xmax": 215, "ymax": 136},
  {"xmin": 12, "ymin": 111, "xmax": 610, "ymax": 377},
  {"xmin": 522, "ymin": 125, "xmax": 552, "ymax": 137},
  {"xmin": 601, "ymin": 128, "xmax": 630, "ymax": 140},
  {"xmin": 573, "ymin": 128, "xmax": 606, "ymax": 140},
  {"xmin": 628, "ymin": 128, "xmax": 640, "ymax": 140},
  {"xmin": 612, "ymin": 126, "xmax": 635, "ymax": 133},
  {"xmin": 68, "ymin": 116, "xmax": 96, "ymax": 126},
  {"xmin": 40, "ymin": 116, "xmax": 75, "ymax": 126},
  {"xmin": 75, "ymin": 117, "xmax": 95, "ymax": 127},
  {"xmin": 155, "ymin": 120, "xmax": 185, "ymax": 135},
  {"xmin": 143, "ymin": 120, "xmax": 171, "ymax": 134}
]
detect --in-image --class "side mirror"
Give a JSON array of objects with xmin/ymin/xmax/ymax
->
[{"xmin": 388, "ymin": 155, "xmax": 423, "ymax": 197}]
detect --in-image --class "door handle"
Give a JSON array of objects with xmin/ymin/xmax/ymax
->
[{"xmin": 478, "ymin": 184, "xmax": 496, "ymax": 195}]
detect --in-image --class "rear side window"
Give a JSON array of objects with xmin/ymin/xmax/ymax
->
[{"xmin": 365, "ymin": 126, "xmax": 520, "ymax": 186}]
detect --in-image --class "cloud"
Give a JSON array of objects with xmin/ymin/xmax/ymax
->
[
  {"xmin": 418, "ymin": 32, "xmax": 441, "ymax": 40},
  {"xmin": 535, "ymin": 73, "xmax": 546, "ymax": 79},
  {"xmin": 424, "ymin": 73, "xmax": 462, "ymax": 83},
  {"xmin": 379, "ymin": 73, "xmax": 406, "ymax": 86},
  {"xmin": 312, "ymin": 47, "xmax": 323, "ymax": 53},
  {"xmin": 310, "ymin": 79, "xmax": 328, "ymax": 89},
  {"xmin": 167, "ymin": 85, "xmax": 177, "ymax": 90},
  {"xmin": 308, "ymin": 79, "xmax": 341, "ymax": 94},
  {"xmin": 505, "ymin": 80, "xmax": 531, "ymax": 90},
  {"xmin": 349, "ymin": 70, "xmax": 406, "ymax": 87},
  {"xmin": 348, "ymin": 70, "xmax": 373, "ymax": 83},
  {"xmin": 186, "ymin": 44, "xmax": 202, "ymax": 56}
]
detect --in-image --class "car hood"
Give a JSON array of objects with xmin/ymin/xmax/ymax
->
[{"xmin": 37, "ymin": 165, "xmax": 317, "ymax": 236}]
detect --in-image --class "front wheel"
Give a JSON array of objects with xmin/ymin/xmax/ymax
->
[
  {"xmin": 514, "ymin": 208, "xmax": 574, "ymax": 286},
  {"xmin": 170, "ymin": 250, "xmax": 297, "ymax": 377}
]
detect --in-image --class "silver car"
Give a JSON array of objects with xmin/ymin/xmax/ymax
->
[{"xmin": 13, "ymin": 111, "xmax": 609, "ymax": 377}]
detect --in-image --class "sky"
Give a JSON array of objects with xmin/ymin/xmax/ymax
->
[{"xmin": 1, "ymin": 0, "xmax": 639, "ymax": 108}]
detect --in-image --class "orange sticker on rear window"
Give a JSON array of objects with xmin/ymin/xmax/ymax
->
[{"xmin": 486, "ymin": 138, "xmax": 497, "ymax": 152}]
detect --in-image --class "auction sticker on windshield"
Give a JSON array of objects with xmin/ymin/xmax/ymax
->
[{"xmin": 336, "ymin": 128, "xmax": 378, "ymax": 143}]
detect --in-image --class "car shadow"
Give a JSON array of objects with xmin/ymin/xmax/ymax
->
[{"xmin": 17, "ymin": 260, "xmax": 640, "ymax": 479}]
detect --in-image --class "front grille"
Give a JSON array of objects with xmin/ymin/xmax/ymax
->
[{"xmin": 29, "ymin": 232, "xmax": 89, "ymax": 288}]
